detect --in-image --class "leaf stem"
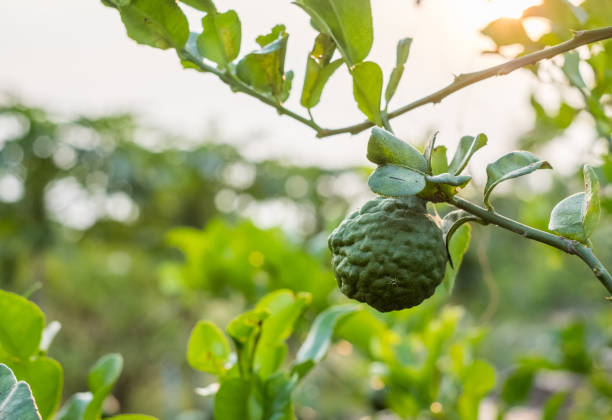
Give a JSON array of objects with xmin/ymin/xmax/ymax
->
[{"xmin": 447, "ymin": 195, "xmax": 612, "ymax": 295}]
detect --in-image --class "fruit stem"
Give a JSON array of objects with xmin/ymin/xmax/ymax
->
[{"xmin": 448, "ymin": 195, "xmax": 612, "ymax": 296}]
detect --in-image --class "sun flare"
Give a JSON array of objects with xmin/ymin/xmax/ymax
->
[{"xmin": 486, "ymin": 0, "xmax": 542, "ymax": 19}]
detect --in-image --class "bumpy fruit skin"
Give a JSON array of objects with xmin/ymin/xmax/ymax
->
[{"xmin": 328, "ymin": 196, "xmax": 446, "ymax": 312}]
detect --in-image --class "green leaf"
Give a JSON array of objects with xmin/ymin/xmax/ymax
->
[
  {"xmin": 352, "ymin": 62, "xmax": 383, "ymax": 125},
  {"xmin": 197, "ymin": 10, "xmax": 241, "ymax": 67},
  {"xmin": 562, "ymin": 51, "xmax": 587, "ymax": 90},
  {"xmin": 114, "ymin": 0, "xmax": 189, "ymax": 50},
  {"xmin": 425, "ymin": 173, "xmax": 472, "ymax": 187},
  {"xmin": 0, "ymin": 290, "xmax": 44, "ymax": 359},
  {"xmin": 263, "ymin": 373, "xmax": 296, "ymax": 420},
  {"xmin": 384, "ymin": 37, "xmax": 412, "ymax": 104},
  {"xmin": 448, "ymin": 134, "xmax": 487, "ymax": 175},
  {"xmin": 236, "ymin": 28, "xmax": 289, "ymax": 100},
  {"xmin": 227, "ymin": 310, "xmax": 268, "ymax": 344},
  {"xmin": 9, "ymin": 357, "xmax": 63, "ymax": 420},
  {"xmin": 367, "ymin": 127, "xmax": 427, "ymax": 171},
  {"xmin": 368, "ymin": 165, "xmax": 427, "ymax": 198},
  {"xmin": 442, "ymin": 223, "xmax": 471, "ymax": 293},
  {"xmin": 254, "ymin": 291, "xmax": 310, "ymax": 378},
  {"xmin": 583, "ymin": 165, "xmax": 601, "ymax": 240},
  {"xmin": 53, "ymin": 392, "xmax": 93, "ymax": 420},
  {"xmin": 501, "ymin": 367, "xmax": 535, "ymax": 406},
  {"xmin": 484, "ymin": 151, "xmax": 552, "ymax": 209},
  {"xmin": 300, "ymin": 34, "xmax": 342, "ymax": 109},
  {"xmin": 430, "ymin": 146, "xmax": 449, "ymax": 175},
  {"xmin": 462, "ymin": 359, "xmax": 496, "ymax": 396},
  {"xmin": 83, "ymin": 354, "xmax": 123, "ymax": 420},
  {"xmin": 0, "ymin": 364, "xmax": 41, "ymax": 420},
  {"xmin": 293, "ymin": 0, "xmax": 373, "ymax": 66},
  {"xmin": 442, "ymin": 210, "xmax": 479, "ymax": 267},
  {"xmin": 549, "ymin": 165, "xmax": 601, "ymax": 243},
  {"xmin": 178, "ymin": 0, "xmax": 216, "ymax": 13},
  {"xmin": 214, "ymin": 378, "xmax": 250, "ymax": 420},
  {"xmin": 423, "ymin": 131, "xmax": 437, "ymax": 173},
  {"xmin": 293, "ymin": 304, "xmax": 358, "ymax": 380},
  {"xmin": 256, "ymin": 24, "xmax": 286, "ymax": 48},
  {"xmin": 187, "ymin": 321, "xmax": 232, "ymax": 375},
  {"xmin": 481, "ymin": 18, "xmax": 532, "ymax": 48},
  {"xmin": 542, "ymin": 392, "xmax": 569, "ymax": 420}
]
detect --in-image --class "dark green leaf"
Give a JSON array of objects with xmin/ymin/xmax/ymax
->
[
  {"xmin": 448, "ymin": 134, "xmax": 487, "ymax": 175},
  {"xmin": 368, "ymin": 165, "xmax": 427, "ymax": 198},
  {"xmin": 352, "ymin": 62, "xmax": 383, "ymax": 125},
  {"xmin": 197, "ymin": 10, "xmax": 241, "ymax": 67},
  {"xmin": 293, "ymin": 305, "xmax": 358, "ymax": 380},
  {"xmin": 442, "ymin": 210, "xmax": 478, "ymax": 268},
  {"xmin": 384, "ymin": 37, "xmax": 412, "ymax": 104},
  {"xmin": 442, "ymin": 223, "xmax": 471, "ymax": 293},
  {"xmin": 293, "ymin": 0, "xmax": 373, "ymax": 66},
  {"xmin": 367, "ymin": 127, "xmax": 427, "ymax": 171},
  {"xmin": 0, "ymin": 364, "xmax": 41, "ymax": 420},
  {"xmin": 236, "ymin": 28, "xmax": 289, "ymax": 99},
  {"xmin": 0, "ymin": 290, "xmax": 44, "ymax": 360},
  {"xmin": 501, "ymin": 368, "xmax": 535, "ymax": 406},
  {"xmin": 187, "ymin": 321, "xmax": 231, "ymax": 374},
  {"xmin": 484, "ymin": 151, "xmax": 552, "ymax": 209},
  {"xmin": 115, "ymin": 0, "xmax": 189, "ymax": 50}
]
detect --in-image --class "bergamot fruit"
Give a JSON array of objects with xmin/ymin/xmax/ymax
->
[{"xmin": 328, "ymin": 196, "xmax": 446, "ymax": 312}]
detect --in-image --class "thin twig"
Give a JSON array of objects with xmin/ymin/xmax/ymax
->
[
  {"xmin": 317, "ymin": 25, "xmax": 612, "ymax": 138},
  {"xmin": 448, "ymin": 196, "xmax": 612, "ymax": 296}
]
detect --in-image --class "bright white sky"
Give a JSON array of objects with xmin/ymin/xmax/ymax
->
[{"xmin": 0, "ymin": 0, "xmax": 590, "ymax": 174}]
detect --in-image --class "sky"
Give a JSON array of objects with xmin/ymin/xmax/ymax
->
[{"xmin": 0, "ymin": 0, "xmax": 588, "ymax": 175}]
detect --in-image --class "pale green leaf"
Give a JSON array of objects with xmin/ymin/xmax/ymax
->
[
  {"xmin": 368, "ymin": 165, "xmax": 427, "ymax": 198},
  {"xmin": 197, "ymin": 10, "xmax": 241, "ymax": 67},
  {"xmin": 187, "ymin": 321, "xmax": 231, "ymax": 374},
  {"xmin": 178, "ymin": 0, "xmax": 216, "ymax": 13},
  {"xmin": 426, "ymin": 173, "xmax": 471, "ymax": 187},
  {"xmin": 448, "ymin": 134, "xmax": 487, "ymax": 175},
  {"xmin": 442, "ymin": 223, "xmax": 471, "ymax": 293},
  {"xmin": 293, "ymin": 0, "xmax": 373, "ymax": 66},
  {"xmin": 423, "ymin": 131, "xmax": 437, "ymax": 172},
  {"xmin": 300, "ymin": 34, "xmax": 342, "ymax": 109},
  {"xmin": 484, "ymin": 151, "xmax": 552, "ymax": 209},
  {"xmin": 367, "ymin": 127, "xmax": 427, "ymax": 171},
  {"xmin": 352, "ymin": 62, "xmax": 382, "ymax": 125},
  {"xmin": 462, "ymin": 359, "xmax": 496, "ymax": 396},
  {"xmin": 293, "ymin": 305, "xmax": 358, "ymax": 379},
  {"xmin": 562, "ymin": 51, "xmax": 587, "ymax": 90},
  {"xmin": 53, "ymin": 392, "xmax": 93, "ymax": 420},
  {"xmin": 83, "ymin": 354, "xmax": 123, "ymax": 420},
  {"xmin": 430, "ymin": 145, "xmax": 449, "ymax": 175},
  {"xmin": 384, "ymin": 37, "xmax": 412, "ymax": 104},
  {"xmin": 549, "ymin": 192, "xmax": 588, "ymax": 242},
  {"xmin": 583, "ymin": 164, "xmax": 600, "ymax": 239},
  {"xmin": 0, "ymin": 290, "xmax": 44, "ymax": 360},
  {"xmin": 0, "ymin": 364, "xmax": 41, "ymax": 420}
]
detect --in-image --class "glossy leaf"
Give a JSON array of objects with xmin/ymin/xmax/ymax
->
[
  {"xmin": 352, "ymin": 62, "xmax": 383, "ymax": 125},
  {"xmin": 0, "ymin": 290, "xmax": 44, "ymax": 359},
  {"xmin": 197, "ymin": 10, "xmax": 241, "ymax": 67},
  {"xmin": 367, "ymin": 127, "xmax": 427, "ymax": 171},
  {"xmin": 549, "ymin": 165, "xmax": 601, "ymax": 242},
  {"xmin": 113, "ymin": 0, "xmax": 189, "ymax": 50},
  {"xmin": 236, "ymin": 28, "xmax": 289, "ymax": 99},
  {"xmin": 301, "ymin": 34, "xmax": 342, "ymax": 109},
  {"xmin": 214, "ymin": 378, "xmax": 249, "ymax": 420},
  {"xmin": 384, "ymin": 37, "xmax": 412, "ymax": 104},
  {"xmin": 293, "ymin": 0, "xmax": 373, "ymax": 66},
  {"xmin": 0, "ymin": 364, "xmax": 41, "ymax": 420},
  {"xmin": 448, "ymin": 134, "xmax": 487, "ymax": 175},
  {"xmin": 484, "ymin": 151, "xmax": 552, "ymax": 209},
  {"xmin": 53, "ymin": 392, "xmax": 93, "ymax": 420},
  {"xmin": 293, "ymin": 305, "xmax": 358, "ymax": 379},
  {"xmin": 187, "ymin": 321, "xmax": 231, "ymax": 374},
  {"xmin": 10, "ymin": 357, "xmax": 63, "ymax": 419},
  {"xmin": 368, "ymin": 165, "xmax": 427, "ymax": 198}
]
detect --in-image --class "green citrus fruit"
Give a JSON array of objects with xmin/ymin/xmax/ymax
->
[{"xmin": 328, "ymin": 196, "xmax": 446, "ymax": 312}]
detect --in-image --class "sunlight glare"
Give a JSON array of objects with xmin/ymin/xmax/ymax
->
[{"xmin": 486, "ymin": 0, "xmax": 542, "ymax": 20}]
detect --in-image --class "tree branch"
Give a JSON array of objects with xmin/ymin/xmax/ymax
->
[
  {"xmin": 317, "ymin": 25, "xmax": 612, "ymax": 138},
  {"xmin": 448, "ymin": 195, "xmax": 612, "ymax": 296}
]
